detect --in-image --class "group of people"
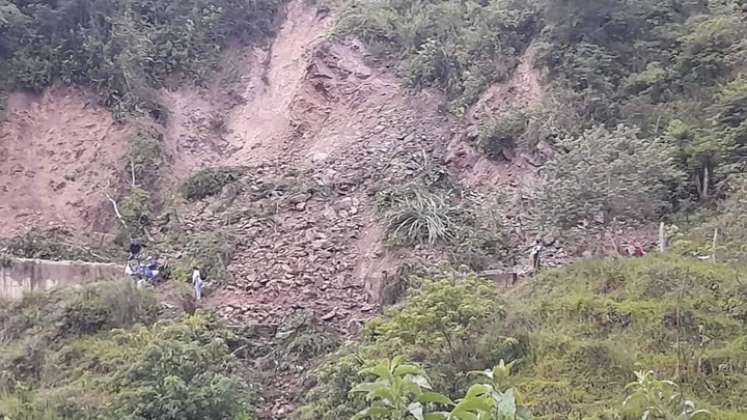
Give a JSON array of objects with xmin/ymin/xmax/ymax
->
[{"xmin": 126, "ymin": 239, "xmax": 205, "ymax": 301}]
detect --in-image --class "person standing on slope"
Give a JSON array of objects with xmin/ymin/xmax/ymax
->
[
  {"xmin": 530, "ymin": 239, "xmax": 543, "ymax": 272},
  {"xmin": 192, "ymin": 266, "xmax": 204, "ymax": 301}
]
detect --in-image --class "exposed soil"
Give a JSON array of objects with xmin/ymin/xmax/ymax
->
[{"xmin": 0, "ymin": 87, "xmax": 130, "ymax": 238}]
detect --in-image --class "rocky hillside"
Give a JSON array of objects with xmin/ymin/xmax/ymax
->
[{"xmin": 1, "ymin": 0, "xmax": 746, "ymax": 418}]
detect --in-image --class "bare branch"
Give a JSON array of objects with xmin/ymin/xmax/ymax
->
[
  {"xmin": 130, "ymin": 158, "xmax": 137, "ymax": 188},
  {"xmin": 104, "ymin": 178, "xmax": 128, "ymax": 232}
]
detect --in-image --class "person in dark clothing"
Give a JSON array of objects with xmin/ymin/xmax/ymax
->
[{"xmin": 128, "ymin": 239, "xmax": 145, "ymax": 260}]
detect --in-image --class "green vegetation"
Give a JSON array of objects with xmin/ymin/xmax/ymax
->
[
  {"xmin": 375, "ymin": 177, "xmax": 514, "ymax": 272},
  {"xmin": 0, "ymin": 0, "xmax": 282, "ymax": 115},
  {"xmin": 166, "ymin": 229, "xmax": 237, "ymax": 284},
  {"xmin": 336, "ymin": 0, "xmax": 538, "ymax": 114},
  {"xmin": 181, "ymin": 167, "xmax": 244, "ymax": 201},
  {"xmin": 300, "ymin": 256, "xmax": 747, "ymax": 419},
  {"xmin": 116, "ymin": 187, "xmax": 153, "ymax": 243},
  {"xmin": 350, "ymin": 357, "xmax": 531, "ymax": 420},
  {"xmin": 670, "ymin": 177, "xmax": 747, "ymax": 265},
  {"xmin": 344, "ymin": 0, "xmax": 747, "ymax": 202},
  {"xmin": 0, "ymin": 282, "xmax": 255, "ymax": 420},
  {"xmin": 478, "ymin": 111, "xmax": 528, "ymax": 160},
  {"xmin": 534, "ymin": 125, "xmax": 685, "ymax": 228},
  {"xmin": 378, "ymin": 185, "xmax": 463, "ymax": 246},
  {"xmin": 128, "ymin": 129, "xmax": 163, "ymax": 188}
]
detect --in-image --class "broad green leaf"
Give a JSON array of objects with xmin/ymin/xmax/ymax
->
[
  {"xmin": 453, "ymin": 397, "xmax": 494, "ymax": 413},
  {"xmin": 353, "ymin": 404, "xmax": 390, "ymax": 420},
  {"xmin": 450, "ymin": 409, "xmax": 479, "ymax": 420},
  {"xmin": 464, "ymin": 384, "xmax": 492, "ymax": 399},
  {"xmin": 369, "ymin": 387, "xmax": 397, "ymax": 403},
  {"xmin": 395, "ymin": 364, "xmax": 423, "ymax": 377},
  {"xmin": 351, "ymin": 383, "xmax": 384, "ymax": 394},
  {"xmin": 417, "ymin": 391, "xmax": 453, "ymax": 405}
]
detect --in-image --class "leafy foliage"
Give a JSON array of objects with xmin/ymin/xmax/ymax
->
[
  {"xmin": 534, "ymin": 125, "xmax": 684, "ymax": 227},
  {"xmin": 303, "ymin": 256, "xmax": 747, "ymax": 419},
  {"xmin": 297, "ymin": 276, "xmax": 526, "ymax": 419},
  {"xmin": 128, "ymin": 128, "xmax": 163, "ymax": 188},
  {"xmin": 623, "ymin": 370, "xmax": 711, "ymax": 419},
  {"xmin": 0, "ymin": 0, "xmax": 282, "ymax": 114},
  {"xmin": 165, "ymin": 229, "xmax": 237, "ymax": 284},
  {"xmin": 336, "ymin": 0, "xmax": 539, "ymax": 112},
  {"xmin": 117, "ymin": 187, "xmax": 153, "ymax": 243},
  {"xmin": 351, "ymin": 357, "xmax": 532, "ymax": 420},
  {"xmin": 0, "ymin": 285, "xmax": 254, "ymax": 420}
]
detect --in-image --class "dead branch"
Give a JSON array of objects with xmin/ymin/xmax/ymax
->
[
  {"xmin": 104, "ymin": 178, "xmax": 128, "ymax": 232},
  {"xmin": 130, "ymin": 158, "xmax": 137, "ymax": 187}
]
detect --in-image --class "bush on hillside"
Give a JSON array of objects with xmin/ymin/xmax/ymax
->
[
  {"xmin": 477, "ymin": 111, "xmax": 527, "ymax": 160},
  {"xmin": 534, "ymin": 125, "xmax": 685, "ymax": 228},
  {"xmin": 169, "ymin": 230, "xmax": 237, "ymax": 284},
  {"xmin": 128, "ymin": 129, "xmax": 163, "ymax": 187},
  {"xmin": 296, "ymin": 276, "xmax": 521, "ymax": 419},
  {"xmin": 181, "ymin": 167, "xmax": 244, "ymax": 201},
  {"xmin": 350, "ymin": 357, "xmax": 532, "ymax": 420},
  {"xmin": 116, "ymin": 187, "xmax": 152, "ymax": 243}
]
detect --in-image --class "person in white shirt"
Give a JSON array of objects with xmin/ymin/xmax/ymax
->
[
  {"xmin": 192, "ymin": 267, "xmax": 204, "ymax": 301},
  {"xmin": 529, "ymin": 239, "xmax": 543, "ymax": 272}
]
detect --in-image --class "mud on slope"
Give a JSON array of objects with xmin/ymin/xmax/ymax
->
[{"xmin": 0, "ymin": 88, "xmax": 130, "ymax": 239}]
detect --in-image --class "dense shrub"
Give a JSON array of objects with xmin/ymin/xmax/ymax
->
[
  {"xmin": 0, "ymin": 284, "xmax": 254, "ymax": 420},
  {"xmin": 181, "ymin": 167, "xmax": 244, "ymax": 201},
  {"xmin": 477, "ymin": 111, "xmax": 527, "ymax": 160},
  {"xmin": 166, "ymin": 230, "xmax": 238, "ymax": 284},
  {"xmin": 116, "ymin": 187, "xmax": 153, "ymax": 243},
  {"xmin": 534, "ymin": 125, "xmax": 685, "ymax": 227},
  {"xmin": 128, "ymin": 129, "xmax": 163, "ymax": 187}
]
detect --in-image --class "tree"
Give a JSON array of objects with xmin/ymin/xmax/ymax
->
[{"xmin": 534, "ymin": 125, "xmax": 684, "ymax": 227}]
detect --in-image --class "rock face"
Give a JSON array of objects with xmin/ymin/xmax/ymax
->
[{"xmin": 0, "ymin": 257, "xmax": 124, "ymax": 299}]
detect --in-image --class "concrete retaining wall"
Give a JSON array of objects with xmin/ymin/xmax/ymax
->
[{"xmin": 0, "ymin": 257, "xmax": 124, "ymax": 300}]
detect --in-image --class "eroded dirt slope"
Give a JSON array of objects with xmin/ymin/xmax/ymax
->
[{"xmin": 0, "ymin": 88, "xmax": 130, "ymax": 238}]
